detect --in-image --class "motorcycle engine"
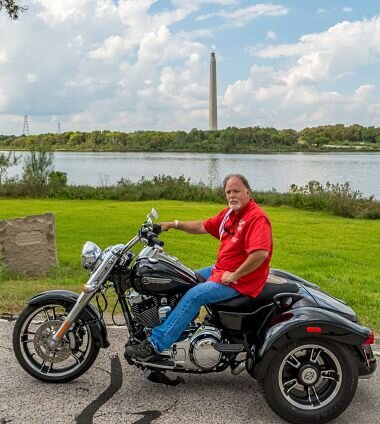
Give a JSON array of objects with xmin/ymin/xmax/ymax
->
[
  {"xmin": 127, "ymin": 291, "xmax": 178, "ymax": 329},
  {"xmin": 127, "ymin": 291, "xmax": 223, "ymax": 371},
  {"xmin": 187, "ymin": 325, "xmax": 222, "ymax": 370}
]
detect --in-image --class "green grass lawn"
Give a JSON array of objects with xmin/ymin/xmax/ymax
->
[{"xmin": 0, "ymin": 199, "xmax": 379, "ymax": 330}]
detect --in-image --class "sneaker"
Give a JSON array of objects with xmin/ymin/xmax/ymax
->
[{"xmin": 124, "ymin": 340, "xmax": 157, "ymax": 361}]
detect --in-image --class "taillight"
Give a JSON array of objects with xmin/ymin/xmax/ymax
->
[
  {"xmin": 363, "ymin": 330, "xmax": 375, "ymax": 345},
  {"xmin": 306, "ymin": 326, "xmax": 322, "ymax": 333}
]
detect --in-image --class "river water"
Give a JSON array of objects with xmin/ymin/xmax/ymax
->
[{"xmin": 3, "ymin": 151, "xmax": 380, "ymax": 199}]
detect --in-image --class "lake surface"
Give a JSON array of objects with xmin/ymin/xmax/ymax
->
[{"xmin": 4, "ymin": 151, "xmax": 380, "ymax": 199}]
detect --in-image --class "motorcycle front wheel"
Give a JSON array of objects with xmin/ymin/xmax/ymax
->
[
  {"xmin": 261, "ymin": 338, "xmax": 358, "ymax": 424},
  {"xmin": 13, "ymin": 301, "xmax": 100, "ymax": 383}
]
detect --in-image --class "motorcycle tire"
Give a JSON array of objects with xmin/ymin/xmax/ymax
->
[
  {"xmin": 261, "ymin": 338, "xmax": 358, "ymax": 424},
  {"xmin": 13, "ymin": 301, "xmax": 100, "ymax": 383}
]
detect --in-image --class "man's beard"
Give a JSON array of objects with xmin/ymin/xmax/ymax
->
[{"xmin": 229, "ymin": 200, "xmax": 241, "ymax": 210}]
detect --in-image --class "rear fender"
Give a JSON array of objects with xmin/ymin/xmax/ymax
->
[
  {"xmin": 253, "ymin": 307, "xmax": 371, "ymax": 380},
  {"xmin": 28, "ymin": 290, "xmax": 109, "ymax": 348}
]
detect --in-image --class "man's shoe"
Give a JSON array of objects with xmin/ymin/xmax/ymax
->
[{"xmin": 125, "ymin": 340, "xmax": 157, "ymax": 361}]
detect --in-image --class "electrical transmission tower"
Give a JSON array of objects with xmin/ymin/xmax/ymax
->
[
  {"xmin": 22, "ymin": 115, "xmax": 30, "ymax": 136},
  {"xmin": 57, "ymin": 122, "xmax": 61, "ymax": 135}
]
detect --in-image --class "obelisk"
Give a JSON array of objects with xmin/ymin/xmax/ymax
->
[{"xmin": 209, "ymin": 52, "xmax": 218, "ymax": 130}]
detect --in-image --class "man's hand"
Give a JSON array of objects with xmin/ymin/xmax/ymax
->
[
  {"xmin": 220, "ymin": 250, "xmax": 269, "ymax": 286},
  {"xmin": 159, "ymin": 222, "xmax": 174, "ymax": 232},
  {"xmin": 221, "ymin": 271, "xmax": 237, "ymax": 285}
]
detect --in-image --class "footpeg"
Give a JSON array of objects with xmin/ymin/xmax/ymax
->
[{"xmin": 213, "ymin": 343, "xmax": 244, "ymax": 353}]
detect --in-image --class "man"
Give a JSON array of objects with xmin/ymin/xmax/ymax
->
[{"xmin": 125, "ymin": 174, "xmax": 273, "ymax": 361}]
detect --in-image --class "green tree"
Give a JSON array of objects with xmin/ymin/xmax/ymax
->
[
  {"xmin": 23, "ymin": 147, "xmax": 54, "ymax": 186},
  {"xmin": 0, "ymin": 151, "xmax": 19, "ymax": 183},
  {"xmin": 0, "ymin": 0, "xmax": 27, "ymax": 19}
]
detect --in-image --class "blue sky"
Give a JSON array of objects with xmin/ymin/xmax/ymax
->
[{"xmin": 1, "ymin": 0, "xmax": 380, "ymax": 134}]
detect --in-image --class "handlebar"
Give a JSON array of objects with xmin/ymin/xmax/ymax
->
[
  {"xmin": 139, "ymin": 227, "xmax": 164, "ymax": 247},
  {"xmin": 149, "ymin": 233, "xmax": 164, "ymax": 247},
  {"xmin": 152, "ymin": 224, "xmax": 162, "ymax": 235}
]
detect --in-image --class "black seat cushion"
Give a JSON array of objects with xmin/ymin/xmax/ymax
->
[{"xmin": 211, "ymin": 281, "xmax": 299, "ymax": 313}]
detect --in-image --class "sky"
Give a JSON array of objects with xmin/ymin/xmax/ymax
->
[{"xmin": 1, "ymin": 0, "xmax": 380, "ymax": 135}]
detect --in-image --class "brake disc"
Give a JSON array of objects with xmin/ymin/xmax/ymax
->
[{"xmin": 34, "ymin": 320, "xmax": 72, "ymax": 363}]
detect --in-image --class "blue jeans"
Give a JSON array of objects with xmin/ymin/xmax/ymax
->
[{"xmin": 148, "ymin": 266, "xmax": 240, "ymax": 353}]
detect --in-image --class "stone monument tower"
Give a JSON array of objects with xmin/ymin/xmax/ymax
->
[{"xmin": 209, "ymin": 52, "xmax": 218, "ymax": 131}]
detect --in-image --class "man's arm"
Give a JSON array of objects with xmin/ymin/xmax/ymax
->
[
  {"xmin": 160, "ymin": 220, "xmax": 207, "ymax": 234},
  {"xmin": 221, "ymin": 250, "xmax": 269, "ymax": 284}
]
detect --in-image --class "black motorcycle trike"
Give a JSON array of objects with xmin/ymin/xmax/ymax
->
[{"xmin": 13, "ymin": 209, "xmax": 377, "ymax": 424}]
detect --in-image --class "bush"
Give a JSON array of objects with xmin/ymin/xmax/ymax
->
[
  {"xmin": 0, "ymin": 175, "xmax": 378, "ymax": 219},
  {"xmin": 289, "ymin": 181, "xmax": 379, "ymax": 219}
]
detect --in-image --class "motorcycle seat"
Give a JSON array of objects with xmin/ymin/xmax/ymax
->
[{"xmin": 211, "ymin": 278, "xmax": 300, "ymax": 313}]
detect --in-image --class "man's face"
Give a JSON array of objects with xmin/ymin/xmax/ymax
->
[{"xmin": 224, "ymin": 177, "xmax": 251, "ymax": 211}]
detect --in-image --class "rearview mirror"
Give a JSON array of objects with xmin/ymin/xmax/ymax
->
[{"xmin": 146, "ymin": 208, "xmax": 159, "ymax": 224}]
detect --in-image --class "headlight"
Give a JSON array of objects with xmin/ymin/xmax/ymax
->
[{"xmin": 81, "ymin": 241, "xmax": 103, "ymax": 270}]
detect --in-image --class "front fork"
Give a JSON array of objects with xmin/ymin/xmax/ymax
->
[{"xmin": 49, "ymin": 249, "xmax": 118, "ymax": 348}]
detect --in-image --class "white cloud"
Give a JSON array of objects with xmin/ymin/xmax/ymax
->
[
  {"xmin": 26, "ymin": 74, "xmax": 38, "ymax": 83},
  {"xmin": 0, "ymin": 52, "xmax": 8, "ymax": 64},
  {"xmin": 88, "ymin": 36, "xmax": 132, "ymax": 60},
  {"xmin": 266, "ymin": 30, "xmax": 277, "ymax": 40},
  {"xmin": 254, "ymin": 17, "xmax": 380, "ymax": 85},
  {"xmin": 354, "ymin": 84, "xmax": 374, "ymax": 101},
  {"xmin": 36, "ymin": 0, "xmax": 91, "ymax": 24},
  {"xmin": 197, "ymin": 3, "xmax": 288, "ymax": 26},
  {"xmin": 343, "ymin": 7, "xmax": 353, "ymax": 13},
  {"xmin": 222, "ymin": 17, "xmax": 380, "ymax": 129},
  {"xmin": 172, "ymin": 0, "xmax": 238, "ymax": 5},
  {"xmin": 95, "ymin": 0, "xmax": 118, "ymax": 18}
]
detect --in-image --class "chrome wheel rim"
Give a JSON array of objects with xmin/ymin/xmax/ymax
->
[
  {"xmin": 19, "ymin": 304, "xmax": 93, "ymax": 378},
  {"xmin": 278, "ymin": 344, "xmax": 342, "ymax": 410}
]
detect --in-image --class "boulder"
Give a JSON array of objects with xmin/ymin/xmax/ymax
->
[{"xmin": 0, "ymin": 213, "xmax": 58, "ymax": 276}]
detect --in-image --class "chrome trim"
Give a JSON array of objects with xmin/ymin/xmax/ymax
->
[{"xmin": 84, "ymin": 250, "xmax": 118, "ymax": 293}]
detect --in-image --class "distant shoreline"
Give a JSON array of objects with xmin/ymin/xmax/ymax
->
[
  {"xmin": 2, "ymin": 124, "xmax": 380, "ymax": 153},
  {"xmin": 1, "ymin": 146, "xmax": 380, "ymax": 154}
]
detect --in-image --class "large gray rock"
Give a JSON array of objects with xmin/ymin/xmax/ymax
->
[{"xmin": 0, "ymin": 213, "xmax": 57, "ymax": 276}]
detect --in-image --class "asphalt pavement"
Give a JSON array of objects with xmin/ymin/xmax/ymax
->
[{"xmin": 0, "ymin": 319, "xmax": 378, "ymax": 424}]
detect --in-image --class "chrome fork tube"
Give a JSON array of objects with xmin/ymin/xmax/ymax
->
[
  {"xmin": 50, "ymin": 235, "xmax": 141, "ymax": 347},
  {"xmin": 50, "ymin": 250, "xmax": 118, "ymax": 347},
  {"xmin": 50, "ymin": 291, "xmax": 95, "ymax": 346}
]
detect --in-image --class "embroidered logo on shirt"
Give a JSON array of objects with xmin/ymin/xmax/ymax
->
[{"xmin": 237, "ymin": 219, "xmax": 246, "ymax": 232}]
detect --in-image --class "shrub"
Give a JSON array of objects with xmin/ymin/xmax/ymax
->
[{"xmin": 0, "ymin": 175, "xmax": 378, "ymax": 219}]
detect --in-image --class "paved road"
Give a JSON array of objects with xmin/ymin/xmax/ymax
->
[{"xmin": 1, "ymin": 319, "xmax": 378, "ymax": 424}]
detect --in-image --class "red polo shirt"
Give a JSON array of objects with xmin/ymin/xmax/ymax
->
[{"xmin": 203, "ymin": 199, "xmax": 273, "ymax": 298}]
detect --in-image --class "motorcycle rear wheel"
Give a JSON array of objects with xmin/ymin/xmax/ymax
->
[
  {"xmin": 261, "ymin": 338, "xmax": 358, "ymax": 424},
  {"xmin": 13, "ymin": 301, "xmax": 100, "ymax": 383}
]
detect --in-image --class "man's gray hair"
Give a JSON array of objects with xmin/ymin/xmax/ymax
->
[{"xmin": 223, "ymin": 174, "xmax": 251, "ymax": 191}]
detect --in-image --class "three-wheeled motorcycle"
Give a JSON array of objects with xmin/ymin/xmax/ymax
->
[{"xmin": 13, "ymin": 209, "xmax": 376, "ymax": 424}]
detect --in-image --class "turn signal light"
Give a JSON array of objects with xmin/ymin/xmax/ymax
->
[
  {"xmin": 363, "ymin": 330, "xmax": 375, "ymax": 345},
  {"xmin": 306, "ymin": 326, "xmax": 322, "ymax": 333}
]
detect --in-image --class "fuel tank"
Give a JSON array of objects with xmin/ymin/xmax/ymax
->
[{"xmin": 132, "ymin": 246, "xmax": 198, "ymax": 295}]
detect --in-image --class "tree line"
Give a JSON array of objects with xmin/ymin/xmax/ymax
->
[{"xmin": 1, "ymin": 124, "xmax": 380, "ymax": 153}]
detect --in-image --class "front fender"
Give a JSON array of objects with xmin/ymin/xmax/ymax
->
[
  {"xmin": 253, "ymin": 307, "xmax": 371, "ymax": 380},
  {"xmin": 28, "ymin": 290, "xmax": 109, "ymax": 348}
]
